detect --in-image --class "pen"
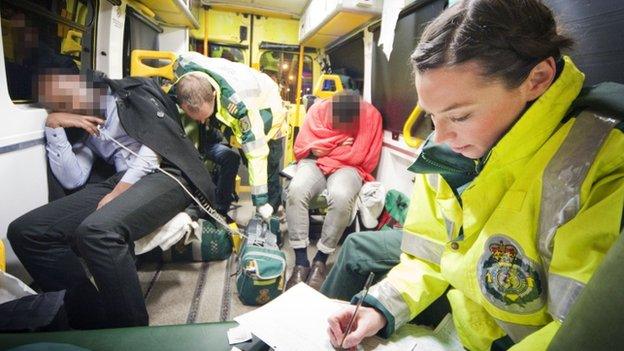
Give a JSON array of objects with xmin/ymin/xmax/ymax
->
[{"xmin": 339, "ymin": 271, "xmax": 375, "ymax": 350}]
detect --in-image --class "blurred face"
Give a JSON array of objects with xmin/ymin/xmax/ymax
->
[
  {"xmin": 180, "ymin": 99, "xmax": 215, "ymax": 124},
  {"xmin": 38, "ymin": 73, "xmax": 105, "ymax": 115},
  {"xmin": 332, "ymin": 93, "xmax": 361, "ymax": 135},
  {"xmin": 415, "ymin": 61, "xmax": 529, "ymax": 159}
]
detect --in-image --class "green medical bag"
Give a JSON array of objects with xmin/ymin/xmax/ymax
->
[{"xmin": 236, "ymin": 216, "xmax": 285, "ymax": 305}]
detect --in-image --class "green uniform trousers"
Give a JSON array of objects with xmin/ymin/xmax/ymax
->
[{"xmin": 320, "ymin": 230, "xmax": 402, "ymax": 301}]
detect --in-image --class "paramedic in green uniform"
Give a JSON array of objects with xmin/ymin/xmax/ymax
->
[{"xmin": 172, "ymin": 52, "xmax": 287, "ymax": 220}]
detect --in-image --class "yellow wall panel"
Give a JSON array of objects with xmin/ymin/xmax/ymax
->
[
  {"xmin": 251, "ymin": 16, "xmax": 299, "ymax": 67},
  {"xmin": 190, "ymin": 9, "xmax": 250, "ymax": 45},
  {"xmin": 253, "ymin": 17, "xmax": 299, "ymax": 45}
]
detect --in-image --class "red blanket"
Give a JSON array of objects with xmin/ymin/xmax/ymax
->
[{"xmin": 294, "ymin": 98, "xmax": 383, "ymax": 181}]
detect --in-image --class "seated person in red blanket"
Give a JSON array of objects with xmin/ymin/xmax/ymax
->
[{"xmin": 285, "ymin": 90, "xmax": 383, "ymax": 291}]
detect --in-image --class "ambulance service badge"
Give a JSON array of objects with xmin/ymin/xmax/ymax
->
[{"xmin": 478, "ymin": 235, "xmax": 545, "ymax": 313}]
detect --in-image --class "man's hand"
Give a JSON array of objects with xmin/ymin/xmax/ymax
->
[
  {"xmin": 46, "ymin": 112, "xmax": 104, "ymax": 136},
  {"xmin": 97, "ymin": 181, "xmax": 132, "ymax": 210},
  {"xmin": 256, "ymin": 203, "xmax": 274, "ymax": 222},
  {"xmin": 311, "ymin": 148, "xmax": 329, "ymax": 157},
  {"xmin": 340, "ymin": 137, "xmax": 355, "ymax": 146},
  {"xmin": 327, "ymin": 305, "xmax": 387, "ymax": 350},
  {"xmin": 312, "ymin": 137, "xmax": 353, "ymax": 157}
]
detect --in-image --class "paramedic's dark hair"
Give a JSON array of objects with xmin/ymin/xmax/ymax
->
[
  {"xmin": 411, "ymin": 0, "xmax": 573, "ymax": 88},
  {"xmin": 176, "ymin": 72, "xmax": 215, "ymax": 112}
]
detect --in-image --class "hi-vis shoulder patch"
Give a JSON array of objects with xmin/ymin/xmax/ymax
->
[
  {"xmin": 225, "ymin": 94, "xmax": 241, "ymax": 115},
  {"xmin": 227, "ymin": 102, "xmax": 239, "ymax": 116},
  {"xmin": 240, "ymin": 116, "xmax": 252, "ymax": 134},
  {"xmin": 478, "ymin": 235, "xmax": 545, "ymax": 313}
]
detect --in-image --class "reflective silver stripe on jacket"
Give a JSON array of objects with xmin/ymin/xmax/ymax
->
[
  {"xmin": 425, "ymin": 174, "xmax": 454, "ymax": 239},
  {"xmin": 538, "ymin": 110, "xmax": 618, "ymax": 320},
  {"xmin": 538, "ymin": 111, "xmax": 618, "ymax": 268},
  {"xmin": 426, "ymin": 173, "xmax": 439, "ymax": 189},
  {"xmin": 548, "ymin": 273, "xmax": 585, "ymax": 322},
  {"xmin": 367, "ymin": 280, "xmax": 412, "ymax": 331},
  {"xmin": 443, "ymin": 215, "xmax": 454, "ymax": 241},
  {"xmin": 251, "ymin": 184, "xmax": 268, "ymax": 195},
  {"xmin": 401, "ymin": 230, "xmax": 444, "ymax": 265},
  {"xmin": 242, "ymin": 138, "xmax": 266, "ymax": 154},
  {"xmin": 495, "ymin": 319, "xmax": 541, "ymax": 343}
]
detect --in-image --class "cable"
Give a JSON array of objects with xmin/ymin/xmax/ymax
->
[{"xmin": 97, "ymin": 125, "xmax": 246, "ymax": 239}]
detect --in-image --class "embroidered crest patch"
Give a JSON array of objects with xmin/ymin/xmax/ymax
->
[
  {"xmin": 240, "ymin": 116, "xmax": 252, "ymax": 133},
  {"xmin": 478, "ymin": 235, "xmax": 545, "ymax": 313}
]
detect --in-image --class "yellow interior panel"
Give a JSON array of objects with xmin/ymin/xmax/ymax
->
[
  {"xmin": 61, "ymin": 29, "xmax": 83, "ymax": 56},
  {"xmin": 251, "ymin": 16, "xmax": 299, "ymax": 68},
  {"xmin": 208, "ymin": 4, "xmax": 296, "ymax": 20},
  {"xmin": 304, "ymin": 34, "xmax": 338, "ymax": 49},
  {"xmin": 253, "ymin": 17, "xmax": 299, "ymax": 45},
  {"xmin": 302, "ymin": 11, "xmax": 376, "ymax": 48},
  {"xmin": 403, "ymin": 105, "xmax": 426, "ymax": 148},
  {"xmin": 320, "ymin": 12, "xmax": 374, "ymax": 36},
  {"xmin": 313, "ymin": 74, "xmax": 344, "ymax": 100},
  {"xmin": 191, "ymin": 9, "xmax": 250, "ymax": 44},
  {"xmin": 135, "ymin": 0, "xmax": 199, "ymax": 29},
  {"xmin": 130, "ymin": 49, "xmax": 176, "ymax": 80}
]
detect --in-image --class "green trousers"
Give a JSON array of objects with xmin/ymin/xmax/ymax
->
[{"xmin": 320, "ymin": 230, "xmax": 402, "ymax": 301}]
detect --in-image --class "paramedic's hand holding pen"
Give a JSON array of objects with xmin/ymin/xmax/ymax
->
[{"xmin": 327, "ymin": 272, "xmax": 386, "ymax": 350}]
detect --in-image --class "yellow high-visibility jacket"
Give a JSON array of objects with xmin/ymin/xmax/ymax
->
[
  {"xmin": 173, "ymin": 52, "xmax": 287, "ymax": 206},
  {"xmin": 360, "ymin": 57, "xmax": 624, "ymax": 350}
]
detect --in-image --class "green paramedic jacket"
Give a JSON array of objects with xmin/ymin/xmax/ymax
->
[
  {"xmin": 173, "ymin": 52, "xmax": 287, "ymax": 206},
  {"xmin": 357, "ymin": 56, "xmax": 624, "ymax": 351}
]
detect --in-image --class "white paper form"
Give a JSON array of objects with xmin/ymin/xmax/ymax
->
[
  {"xmin": 411, "ymin": 314, "xmax": 463, "ymax": 351},
  {"xmin": 361, "ymin": 323, "xmax": 433, "ymax": 351},
  {"xmin": 234, "ymin": 283, "xmax": 344, "ymax": 351},
  {"xmin": 234, "ymin": 283, "xmax": 463, "ymax": 351}
]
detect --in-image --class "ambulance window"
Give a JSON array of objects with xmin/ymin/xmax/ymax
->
[
  {"xmin": 208, "ymin": 44, "xmax": 244, "ymax": 63},
  {"xmin": 1, "ymin": 0, "xmax": 96, "ymax": 102},
  {"xmin": 188, "ymin": 40, "xmax": 247, "ymax": 64},
  {"xmin": 260, "ymin": 51, "xmax": 313, "ymax": 103}
]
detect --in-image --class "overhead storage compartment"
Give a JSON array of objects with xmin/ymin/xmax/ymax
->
[
  {"xmin": 133, "ymin": 0, "xmax": 200, "ymax": 29},
  {"xmin": 299, "ymin": 0, "xmax": 382, "ymax": 48}
]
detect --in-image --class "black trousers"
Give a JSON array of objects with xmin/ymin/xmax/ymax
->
[
  {"xmin": 267, "ymin": 138, "xmax": 284, "ymax": 211},
  {"xmin": 203, "ymin": 141, "xmax": 241, "ymax": 214},
  {"xmin": 7, "ymin": 170, "xmax": 191, "ymax": 328}
]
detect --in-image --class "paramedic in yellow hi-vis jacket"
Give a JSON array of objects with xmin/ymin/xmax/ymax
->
[
  {"xmin": 327, "ymin": 0, "xmax": 624, "ymax": 350},
  {"xmin": 172, "ymin": 52, "xmax": 287, "ymax": 220}
]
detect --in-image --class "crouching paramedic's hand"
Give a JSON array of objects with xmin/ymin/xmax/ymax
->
[
  {"xmin": 256, "ymin": 203, "xmax": 273, "ymax": 221},
  {"xmin": 327, "ymin": 305, "xmax": 386, "ymax": 350}
]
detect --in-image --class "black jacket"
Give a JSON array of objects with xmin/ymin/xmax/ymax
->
[{"xmin": 102, "ymin": 75, "xmax": 216, "ymax": 206}]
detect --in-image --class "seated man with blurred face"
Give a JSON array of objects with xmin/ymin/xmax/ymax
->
[
  {"xmin": 7, "ymin": 69, "xmax": 216, "ymax": 329},
  {"xmin": 285, "ymin": 90, "xmax": 383, "ymax": 291}
]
